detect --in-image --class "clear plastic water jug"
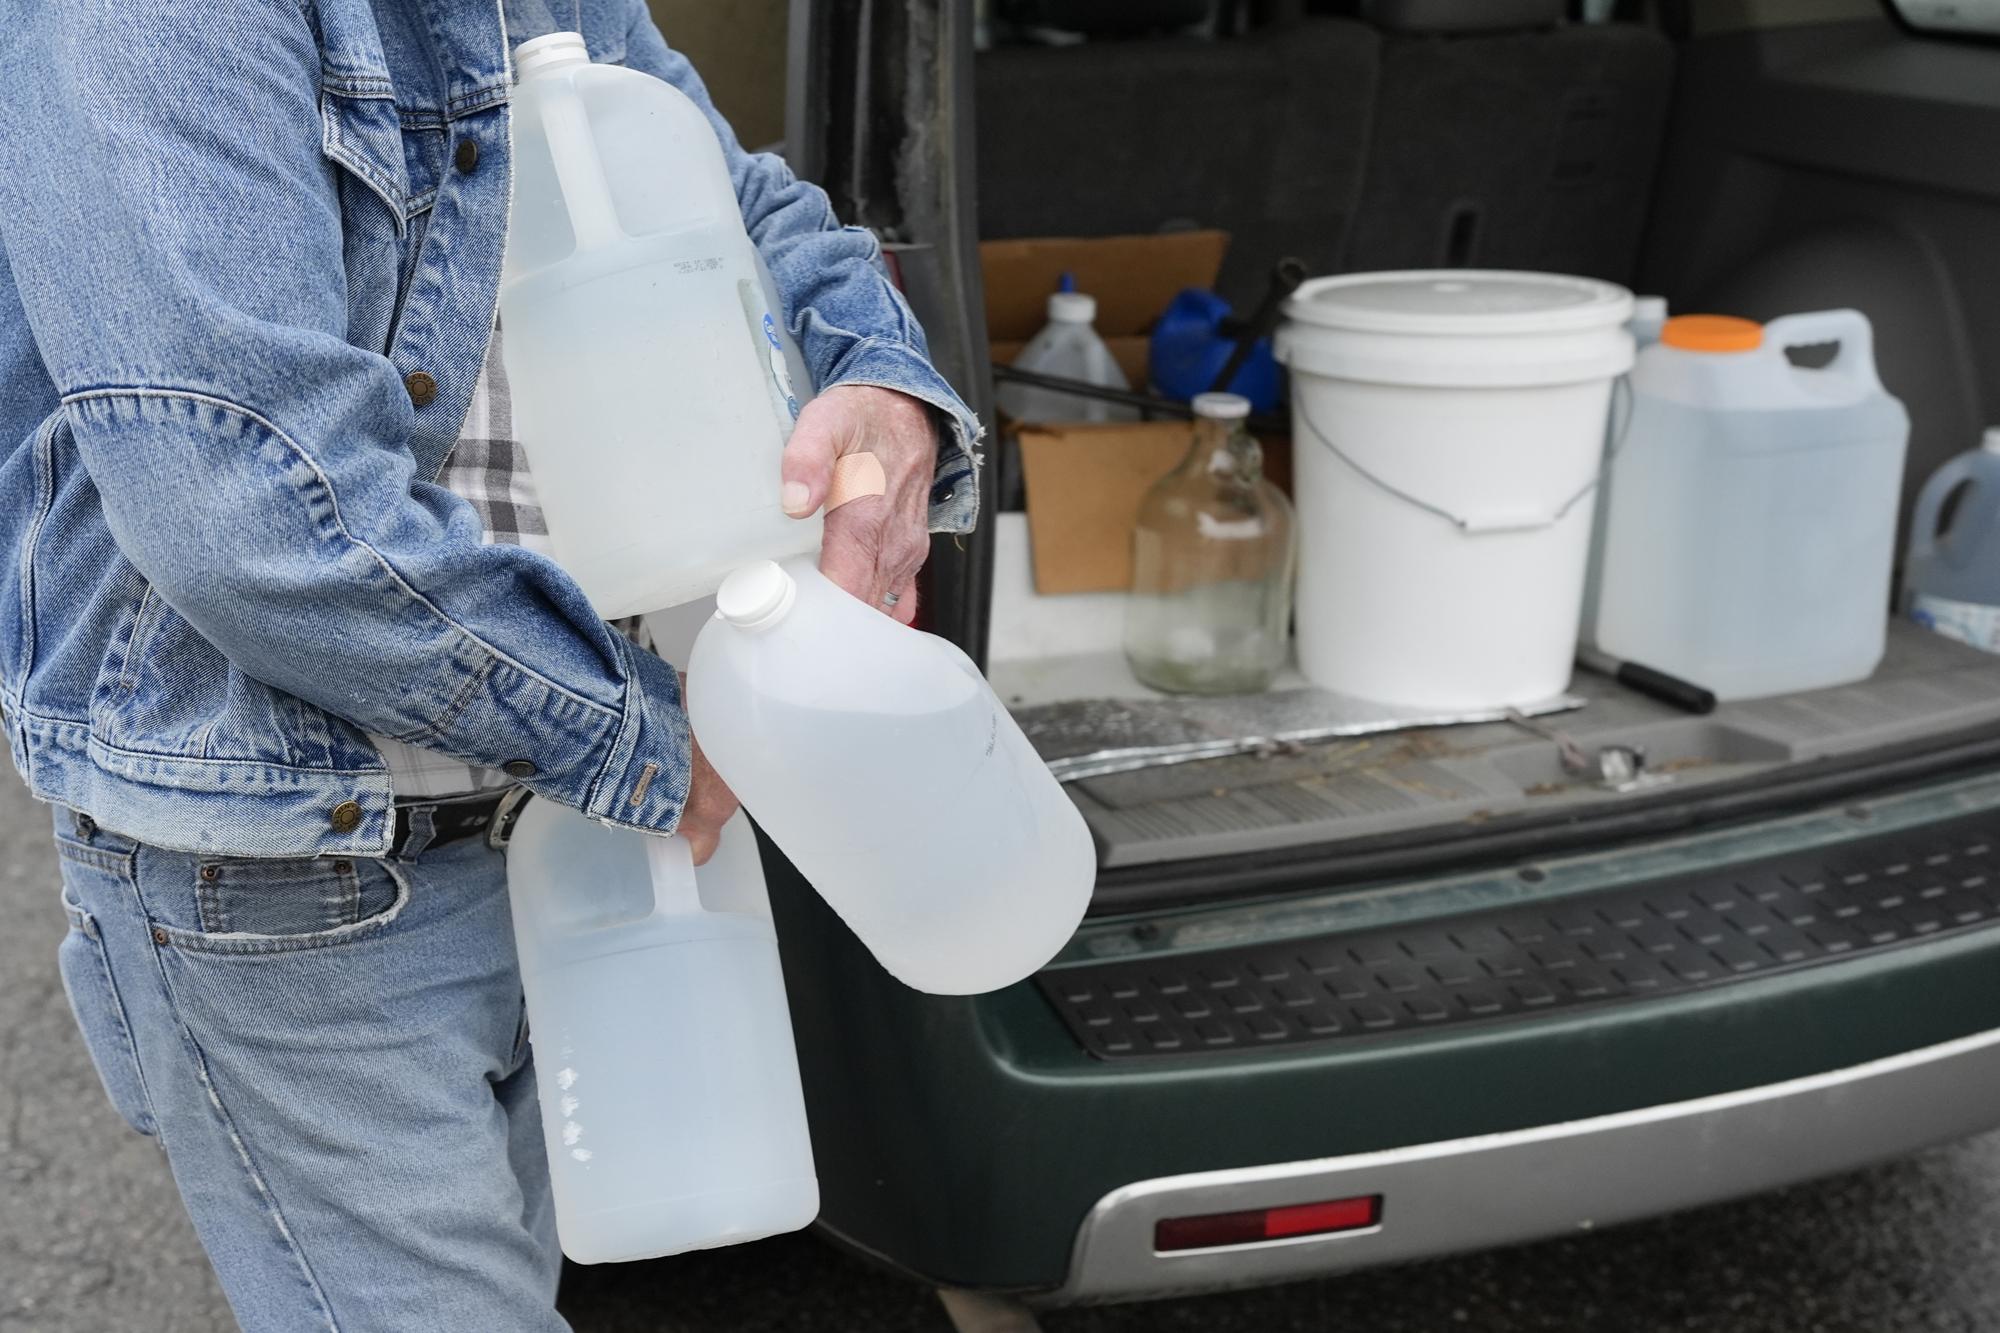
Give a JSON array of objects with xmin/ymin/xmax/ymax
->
[
  {"xmin": 994, "ymin": 291, "xmax": 1138, "ymax": 424},
  {"xmin": 502, "ymin": 33, "xmax": 818, "ymax": 618},
  {"xmin": 1906, "ymin": 428, "xmax": 2000, "ymax": 652},
  {"xmin": 1589, "ymin": 311, "xmax": 1910, "ymax": 701},
  {"xmin": 685, "ymin": 561, "xmax": 1097, "ymax": 994},
  {"xmin": 506, "ymin": 803, "xmax": 817, "ymax": 1264}
]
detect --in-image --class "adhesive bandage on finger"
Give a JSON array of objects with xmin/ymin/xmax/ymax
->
[{"xmin": 825, "ymin": 452, "xmax": 888, "ymax": 512}]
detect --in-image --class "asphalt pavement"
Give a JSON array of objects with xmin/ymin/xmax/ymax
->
[{"xmin": 7, "ymin": 768, "xmax": 2000, "ymax": 1332}]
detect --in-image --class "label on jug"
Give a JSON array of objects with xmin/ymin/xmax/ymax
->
[
  {"xmin": 762, "ymin": 313, "xmax": 801, "ymax": 419},
  {"xmin": 738, "ymin": 278, "xmax": 801, "ymax": 421},
  {"xmin": 1912, "ymin": 593, "xmax": 2000, "ymax": 654}
]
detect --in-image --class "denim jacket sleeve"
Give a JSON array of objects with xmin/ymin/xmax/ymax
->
[
  {"xmin": 0, "ymin": 2, "xmax": 690, "ymax": 833},
  {"xmin": 622, "ymin": 5, "xmax": 983, "ymax": 533}
]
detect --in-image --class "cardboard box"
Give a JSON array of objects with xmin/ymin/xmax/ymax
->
[
  {"xmin": 1020, "ymin": 419, "xmax": 1295, "ymax": 596},
  {"xmin": 1018, "ymin": 422, "xmax": 1187, "ymax": 595},
  {"xmin": 981, "ymin": 231, "xmax": 1229, "ymax": 392}
]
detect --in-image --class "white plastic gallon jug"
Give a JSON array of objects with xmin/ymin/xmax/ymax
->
[
  {"xmin": 1591, "ymin": 312, "xmax": 1909, "ymax": 700},
  {"xmin": 1275, "ymin": 270, "xmax": 1635, "ymax": 710},
  {"xmin": 686, "ymin": 561, "xmax": 1096, "ymax": 994},
  {"xmin": 506, "ymin": 803, "xmax": 817, "ymax": 1264},
  {"xmin": 1905, "ymin": 428, "xmax": 2000, "ymax": 653},
  {"xmin": 502, "ymin": 33, "xmax": 818, "ymax": 618},
  {"xmin": 994, "ymin": 291, "xmax": 1138, "ymax": 424}
]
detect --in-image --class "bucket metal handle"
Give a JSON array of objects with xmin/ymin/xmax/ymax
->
[{"xmin": 1297, "ymin": 377, "xmax": 1633, "ymax": 535}]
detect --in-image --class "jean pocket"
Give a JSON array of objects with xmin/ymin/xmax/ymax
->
[
  {"xmin": 57, "ymin": 889, "xmax": 157, "ymax": 1137},
  {"xmin": 165, "ymin": 856, "xmax": 410, "ymax": 956}
]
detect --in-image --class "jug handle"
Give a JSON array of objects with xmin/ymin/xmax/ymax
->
[
  {"xmin": 643, "ymin": 834, "xmax": 706, "ymax": 917},
  {"xmin": 1908, "ymin": 450, "xmax": 1981, "ymax": 566},
  {"xmin": 1764, "ymin": 309, "xmax": 1883, "ymax": 395},
  {"xmin": 539, "ymin": 77, "xmax": 625, "ymax": 253}
]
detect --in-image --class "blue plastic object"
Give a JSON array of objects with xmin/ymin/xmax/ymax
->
[{"xmin": 1148, "ymin": 289, "xmax": 1282, "ymax": 413}]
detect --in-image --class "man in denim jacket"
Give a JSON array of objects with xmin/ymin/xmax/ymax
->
[{"xmin": 0, "ymin": 0, "xmax": 979, "ymax": 1326}]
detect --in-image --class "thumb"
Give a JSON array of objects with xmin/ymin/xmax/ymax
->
[{"xmin": 780, "ymin": 399, "xmax": 845, "ymax": 519}]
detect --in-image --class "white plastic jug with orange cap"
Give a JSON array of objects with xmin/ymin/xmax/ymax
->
[{"xmin": 1587, "ymin": 311, "xmax": 1909, "ymax": 701}]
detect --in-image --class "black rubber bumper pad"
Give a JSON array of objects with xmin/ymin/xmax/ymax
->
[{"xmin": 1038, "ymin": 813, "xmax": 2000, "ymax": 1060}]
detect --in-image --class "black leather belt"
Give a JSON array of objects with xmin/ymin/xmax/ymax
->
[{"xmin": 389, "ymin": 790, "xmax": 517, "ymax": 857}]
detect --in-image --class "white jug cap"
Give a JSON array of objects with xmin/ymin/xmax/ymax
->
[
  {"xmin": 1048, "ymin": 292, "xmax": 1097, "ymax": 324},
  {"xmin": 1192, "ymin": 392, "xmax": 1251, "ymax": 421},
  {"xmin": 514, "ymin": 32, "xmax": 590, "ymax": 81},
  {"xmin": 1984, "ymin": 427, "xmax": 2000, "ymax": 455},
  {"xmin": 716, "ymin": 561, "xmax": 798, "ymax": 630}
]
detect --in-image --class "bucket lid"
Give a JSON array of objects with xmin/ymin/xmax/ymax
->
[{"xmin": 1285, "ymin": 270, "xmax": 1633, "ymax": 336}]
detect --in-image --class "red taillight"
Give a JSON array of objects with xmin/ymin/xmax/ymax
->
[{"xmin": 1153, "ymin": 1195, "xmax": 1382, "ymax": 1253}]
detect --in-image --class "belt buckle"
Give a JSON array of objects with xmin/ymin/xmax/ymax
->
[{"xmin": 488, "ymin": 786, "xmax": 533, "ymax": 851}]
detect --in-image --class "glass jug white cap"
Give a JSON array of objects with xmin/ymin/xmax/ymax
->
[
  {"xmin": 716, "ymin": 561, "xmax": 798, "ymax": 630},
  {"xmin": 1192, "ymin": 392, "xmax": 1251, "ymax": 421},
  {"xmin": 514, "ymin": 31, "xmax": 589, "ymax": 80}
]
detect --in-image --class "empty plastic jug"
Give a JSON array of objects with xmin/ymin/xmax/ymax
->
[
  {"xmin": 501, "ymin": 33, "xmax": 818, "ymax": 618},
  {"xmin": 686, "ymin": 561, "xmax": 1097, "ymax": 994},
  {"xmin": 994, "ymin": 291, "xmax": 1138, "ymax": 424},
  {"xmin": 1589, "ymin": 311, "xmax": 1910, "ymax": 700},
  {"xmin": 506, "ymin": 803, "xmax": 817, "ymax": 1264},
  {"xmin": 1906, "ymin": 428, "xmax": 2000, "ymax": 653}
]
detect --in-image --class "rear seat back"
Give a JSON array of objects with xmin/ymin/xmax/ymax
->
[
  {"xmin": 1342, "ymin": 11, "xmax": 1675, "ymax": 284},
  {"xmin": 974, "ymin": 19, "xmax": 1380, "ymax": 305}
]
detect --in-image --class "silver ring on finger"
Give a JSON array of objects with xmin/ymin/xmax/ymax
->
[{"xmin": 881, "ymin": 590, "xmax": 901, "ymax": 606}]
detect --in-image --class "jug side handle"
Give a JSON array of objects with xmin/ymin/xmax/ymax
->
[
  {"xmin": 1908, "ymin": 450, "xmax": 1982, "ymax": 567},
  {"xmin": 1765, "ymin": 309, "xmax": 1883, "ymax": 396},
  {"xmin": 643, "ymin": 834, "xmax": 706, "ymax": 917},
  {"xmin": 538, "ymin": 76, "xmax": 625, "ymax": 252}
]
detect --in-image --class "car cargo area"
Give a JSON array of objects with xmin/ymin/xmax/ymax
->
[
  {"xmin": 969, "ymin": 1, "xmax": 2000, "ymax": 894},
  {"xmin": 756, "ymin": 1, "xmax": 2000, "ymax": 1310},
  {"xmin": 997, "ymin": 622, "xmax": 2000, "ymax": 873}
]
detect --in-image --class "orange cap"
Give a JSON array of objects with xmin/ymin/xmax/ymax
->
[{"xmin": 1661, "ymin": 314, "xmax": 1764, "ymax": 353}]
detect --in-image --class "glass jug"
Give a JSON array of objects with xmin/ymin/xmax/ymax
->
[{"xmin": 1125, "ymin": 393, "xmax": 1296, "ymax": 694}]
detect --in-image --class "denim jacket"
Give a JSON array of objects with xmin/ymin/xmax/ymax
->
[{"xmin": 0, "ymin": 0, "xmax": 980, "ymax": 856}]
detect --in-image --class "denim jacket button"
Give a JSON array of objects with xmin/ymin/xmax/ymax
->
[
  {"xmin": 502, "ymin": 759, "xmax": 537, "ymax": 779},
  {"xmin": 454, "ymin": 139, "xmax": 480, "ymax": 174},
  {"xmin": 404, "ymin": 371, "xmax": 437, "ymax": 407},
  {"xmin": 329, "ymin": 800, "xmax": 364, "ymax": 834}
]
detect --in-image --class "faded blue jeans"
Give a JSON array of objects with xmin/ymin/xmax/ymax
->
[{"xmin": 52, "ymin": 807, "xmax": 567, "ymax": 1332}]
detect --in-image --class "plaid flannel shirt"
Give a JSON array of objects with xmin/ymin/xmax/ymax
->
[{"xmin": 371, "ymin": 325, "xmax": 549, "ymax": 799}]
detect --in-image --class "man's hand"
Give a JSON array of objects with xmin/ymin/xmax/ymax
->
[
  {"xmin": 676, "ymin": 732, "xmax": 739, "ymax": 866},
  {"xmin": 780, "ymin": 384, "xmax": 937, "ymax": 625}
]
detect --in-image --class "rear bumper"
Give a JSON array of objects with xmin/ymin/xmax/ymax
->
[
  {"xmin": 771, "ymin": 772, "xmax": 2000, "ymax": 1296},
  {"xmin": 1055, "ymin": 1023, "xmax": 2000, "ymax": 1303}
]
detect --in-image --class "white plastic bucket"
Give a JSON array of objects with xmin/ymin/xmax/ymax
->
[{"xmin": 1276, "ymin": 271, "xmax": 1635, "ymax": 710}]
